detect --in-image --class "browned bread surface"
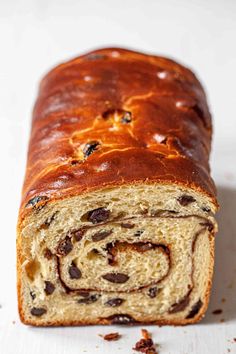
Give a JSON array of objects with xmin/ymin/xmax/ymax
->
[
  {"xmin": 20, "ymin": 47, "xmax": 216, "ymax": 216},
  {"xmin": 17, "ymin": 48, "xmax": 218, "ymax": 326}
]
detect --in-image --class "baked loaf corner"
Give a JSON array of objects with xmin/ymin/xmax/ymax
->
[{"xmin": 17, "ymin": 48, "xmax": 218, "ymax": 326}]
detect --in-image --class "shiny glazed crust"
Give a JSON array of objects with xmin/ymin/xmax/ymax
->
[{"xmin": 17, "ymin": 48, "xmax": 218, "ymax": 326}]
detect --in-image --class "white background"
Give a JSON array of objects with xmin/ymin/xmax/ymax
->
[{"xmin": 0, "ymin": 0, "xmax": 236, "ymax": 353}]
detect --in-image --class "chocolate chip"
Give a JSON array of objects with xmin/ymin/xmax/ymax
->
[
  {"xmin": 83, "ymin": 141, "xmax": 100, "ymax": 158},
  {"xmin": 107, "ymin": 314, "xmax": 136, "ymax": 325},
  {"xmin": 78, "ymin": 294, "xmax": 99, "ymax": 304},
  {"xmin": 26, "ymin": 195, "xmax": 49, "ymax": 208},
  {"xmin": 102, "ymin": 273, "xmax": 129, "ymax": 283},
  {"xmin": 134, "ymin": 230, "xmax": 144, "ymax": 237},
  {"xmin": 30, "ymin": 307, "xmax": 47, "ymax": 317},
  {"xmin": 120, "ymin": 223, "xmax": 135, "ymax": 229},
  {"xmin": 87, "ymin": 207, "xmax": 110, "ymax": 224},
  {"xmin": 72, "ymin": 228, "xmax": 87, "ymax": 242},
  {"xmin": 44, "ymin": 281, "xmax": 55, "ymax": 295},
  {"xmin": 30, "ymin": 291, "xmax": 36, "ymax": 300},
  {"xmin": 148, "ymin": 287, "xmax": 158, "ymax": 298},
  {"xmin": 186, "ymin": 299, "xmax": 203, "ymax": 319},
  {"xmin": 177, "ymin": 195, "xmax": 196, "ymax": 206},
  {"xmin": 69, "ymin": 263, "xmax": 82, "ymax": 279},
  {"xmin": 92, "ymin": 229, "xmax": 113, "ymax": 242},
  {"xmin": 121, "ymin": 111, "xmax": 132, "ymax": 124},
  {"xmin": 57, "ymin": 236, "xmax": 73, "ymax": 256},
  {"xmin": 105, "ymin": 298, "xmax": 124, "ymax": 307},
  {"xmin": 44, "ymin": 248, "xmax": 53, "ymax": 260},
  {"xmin": 169, "ymin": 294, "xmax": 190, "ymax": 314}
]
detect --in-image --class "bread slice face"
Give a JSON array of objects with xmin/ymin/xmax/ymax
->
[{"xmin": 17, "ymin": 184, "xmax": 216, "ymax": 326}]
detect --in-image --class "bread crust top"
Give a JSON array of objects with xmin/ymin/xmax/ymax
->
[{"xmin": 19, "ymin": 48, "xmax": 217, "ymax": 218}]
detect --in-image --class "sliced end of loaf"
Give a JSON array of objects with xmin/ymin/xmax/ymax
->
[{"xmin": 17, "ymin": 183, "xmax": 217, "ymax": 326}]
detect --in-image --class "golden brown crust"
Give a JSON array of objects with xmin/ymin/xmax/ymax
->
[
  {"xmin": 17, "ymin": 48, "xmax": 217, "ymax": 326},
  {"xmin": 19, "ymin": 47, "xmax": 217, "ymax": 222}
]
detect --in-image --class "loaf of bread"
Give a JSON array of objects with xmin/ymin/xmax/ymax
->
[{"xmin": 17, "ymin": 48, "xmax": 218, "ymax": 326}]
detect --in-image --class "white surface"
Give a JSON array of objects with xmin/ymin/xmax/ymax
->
[{"xmin": 0, "ymin": 0, "xmax": 236, "ymax": 353}]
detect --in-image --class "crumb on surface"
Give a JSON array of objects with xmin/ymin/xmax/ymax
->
[
  {"xmin": 99, "ymin": 332, "xmax": 121, "ymax": 341},
  {"xmin": 133, "ymin": 328, "xmax": 158, "ymax": 353},
  {"xmin": 212, "ymin": 309, "xmax": 223, "ymax": 315},
  {"xmin": 221, "ymin": 298, "xmax": 226, "ymax": 303}
]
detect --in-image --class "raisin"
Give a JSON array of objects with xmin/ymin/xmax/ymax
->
[
  {"xmin": 70, "ymin": 159, "xmax": 79, "ymax": 165},
  {"xmin": 57, "ymin": 236, "xmax": 73, "ymax": 256},
  {"xmin": 148, "ymin": 287, "xmax": 158, "ymax": 298},
  {"xmin": 186, "ymin": 299, "xmax": 203, "ymax": 319},
  {"xmin": 71, "ymin": 228, "xmax": 87, "ymax": 242},
  {"xmin": 133, "ymin": 338, "xmax": 155, "ymax": 352},
  {"xmin": 92, "ymin": 229, "xmax": 112, "ymax": 242},
  {"xmin": 26, "ymin": 195, "xmax": 49, "ymax": 208},
  {"xmin": 78, "ymin": 294, "xmax": 99, "ymax": 304},
  {"xmin": 107, "ymin": 314, "xmax": 136, "ymax": 325},
  {"xmin": 102, "ymin": 108, "xmax": 132, "ymax": 124},
  {"xmin": 87, "ymin": 207, "xmax": 110, "ymax": 224},
  {"xmin": 105, "ymin": 298, "xmax": 124, "ymax": 307},
  {"xmin": 31, "ymin": 307, "xmax": 47, "ymax": 317},
  {"xmin": 121, "ymin": 111, "xmax": 132, "ymax": 124},
  {"xmin": 133, "ymin": 329, "xmax": 157, "ymax": 353},
  {"xmin": 83, "ymin": 141, "xmax": 100, "ymax": 157},
  {"xmin": 120, "ymin": 223, "xmax": 135, "ymax": 229},
  {"xmin": 102, "ymin": 273, "xmax": 129, "ymax": 283},
  {"xmin": 44, "ymin": 281, "xmax": 55, "ymax": 295},
  {"xmin": 69, "ymin": 263, "xmax": 82, "ymax": 279},
  {"xmin": 169, "ymin": 294, "xmax": 190, "ymax": 314},
  {"xmin": 177, "ymin": 195, "xmax": 196, "ymax": 206},
  {"xmin": 200, "ymin": 221, "xmax": 214, "ymax": 232},
  {"xmin": 30, "ymin": 291, "xmax": 36, "ymax": 300},
  {"xmin": 202, "ymin": 206, "xmax": 211, "ymax": 212},
  {"xmin": 44, "ymin": 248, "xmax": 53, "ymax": 260},
  {"xmin": 42, "ymin": 212, "xmax": 58, "ymax": 228},
  {"xmin": 77, "ymin": 291, "xmax": 90, "ymax": 297},
  {"xmin": 134, "ymin": 230, "xmax": 144, "ymax": 237}
]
